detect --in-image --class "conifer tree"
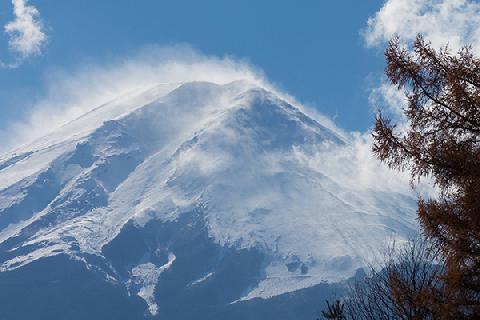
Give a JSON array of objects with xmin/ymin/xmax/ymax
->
[{"xmin": 373, "ymin": 35, "xmax": 480, "ymax": 319}]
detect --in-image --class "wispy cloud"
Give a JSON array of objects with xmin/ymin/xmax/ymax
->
[
  {"xmin": 363, "ymin": 0, "xmax": 480, "ymax": 126},
  {"xmin": 368, "ymin": 79, "xmax": 408, "ymax": 121},
  {"xmin": 363, "ymin": 0, "xmax": 480, "ymax": 54},
  {"xmin": 3, "ymin": 0, "xmax": 47, "ymax": 67}
]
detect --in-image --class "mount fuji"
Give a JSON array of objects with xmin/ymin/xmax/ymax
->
[{"xmin": 0, "ymin": 80, "xmax": 418, "ymax": 319}]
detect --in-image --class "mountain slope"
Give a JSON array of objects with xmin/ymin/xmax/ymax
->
[{"xmin": 0, "ymin": 80, "xmax": 418, "ymax": 318}]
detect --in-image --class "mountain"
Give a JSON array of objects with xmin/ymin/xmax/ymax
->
[{"xmin": 0, "ymin": 80, "xmax": 418, "ymax": 319}]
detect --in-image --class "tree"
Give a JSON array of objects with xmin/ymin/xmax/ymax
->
[
  {"xmin": 372, "ymin": 35, "xmax": 480, "ymax": 318},
  {"xmin": 320, "ymin": 299, "xmax": 346, "ymax": 319},
  {"xmin": 351, "ymin": 239, "xmax": 446, "ymax": 320},
  {"xmin": 320, "ymin": 239, "xmax": 443, "ymax": 320}
]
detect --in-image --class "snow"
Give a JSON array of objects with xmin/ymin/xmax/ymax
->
[
  {"xmin": 0, "ymin": 80, "xmax": 419, "ymax": 301},
  {"xmin": 190, "ymin": 272, "xmax": 214, "ymax": 287},
  {"xmin": 0, "ymin": 83, "xmax": 178, "ymax": 191},
  {"xmin": 128, "ymin": 253, "xmax": 176, "ymax": 316}
]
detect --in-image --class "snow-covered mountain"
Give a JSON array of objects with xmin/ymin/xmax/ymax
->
[{"xmin": 0, "ymin": 80, "xmax": 417, "ymax": 319}]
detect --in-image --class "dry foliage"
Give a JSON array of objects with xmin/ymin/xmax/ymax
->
[
  {"xmin": 346, "ymin": 239, "xmax": 444, "ymax": 320},
  {"xmin": 372, "ymin": 35, "xmax": 480, "ymax": 319}
]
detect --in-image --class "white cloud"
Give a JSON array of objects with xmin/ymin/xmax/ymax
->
[
  {"xmin": 3, "ymin": 0, "xmax": 46, "ymax": 65},
  {"xmin": 295, "ymin": 132, "xmax": 432, "ymax": 197},
  {"xmin": 368, "ymin": 79, "xmax": 408, "ymax": 120},
  {"xmin": 364, "ymin": 0, "xmax": 480, "ymax": 54},
  {"xmin": 364, "ymin": 0, "xmax": 480, "ymax": 134}
]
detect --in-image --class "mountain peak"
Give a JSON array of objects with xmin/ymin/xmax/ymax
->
[{"xmin": 0, "ymin": 80, "xmax": 417, "ymax": 313}]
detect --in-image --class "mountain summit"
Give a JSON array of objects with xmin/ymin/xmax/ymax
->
[{"xmin": 0, "ymin": 81, "xmax": 417, "ymax": 319}]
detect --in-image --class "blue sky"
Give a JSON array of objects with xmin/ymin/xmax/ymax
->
[
  {"xmin": 0, "ymin": 0, "xmax": 385, "ymax": 135},
  {"xmin": 1, "ymin": 0, "xmax": 479, "ymax": 148}
]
